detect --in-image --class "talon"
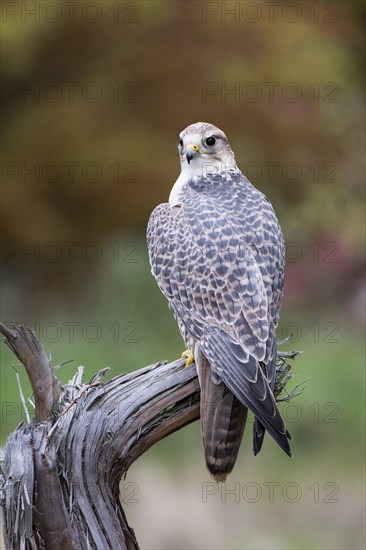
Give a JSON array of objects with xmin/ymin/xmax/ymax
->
[{"xmin": 182, "ymin": 349, "xmax": 195, "ymax": 366}]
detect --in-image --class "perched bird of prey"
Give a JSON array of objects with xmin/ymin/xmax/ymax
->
[{"xmin": 147, "ymin": 122, "xmax": 291, "ymax": 481}]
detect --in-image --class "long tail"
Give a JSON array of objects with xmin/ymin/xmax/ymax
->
[
  {"xmin": 198, "ymin": 354, "xmax": 248, "ymax": 482},
  {"xmin": 201, "ymin": 328, "xmax": 292, "ymax": 458}
]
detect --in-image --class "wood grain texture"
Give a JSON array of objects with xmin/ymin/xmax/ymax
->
[
  {"xmin": 0, "ymin": 324, "xmax": 299, "ymax": 549},
  {"xmin": 0, "ymin": 324, "xmax": 200, "ymax": 549}
]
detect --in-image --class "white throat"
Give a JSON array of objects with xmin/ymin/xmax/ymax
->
[
  {"xmin": 169, "ymin": 158, "xmax": 232, "ymax": 206},
  {"xmin": 169, "ymin": 171, "xmax": 187, "ymax": 206}
]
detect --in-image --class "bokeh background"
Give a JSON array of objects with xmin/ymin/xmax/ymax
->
[{"xmin": 1, "ymin": 1, "xmax": 365, "ymax": 548}]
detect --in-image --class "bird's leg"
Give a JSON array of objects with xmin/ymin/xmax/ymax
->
[{"xmin": 181, "ymin": 349, "xmax": 195, "ymax": 366}]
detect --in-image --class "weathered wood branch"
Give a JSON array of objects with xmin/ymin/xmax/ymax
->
[
  {"xmin": 0, "ymin": 323, "xmax": 200, "ymax": 550},
  {"xmin": 0, "ymin": 323, "xmax": 60, "ymax": 422},
  {"xmin": 0, "ymin": 323, "xmax": 301, "ymax": 549}
]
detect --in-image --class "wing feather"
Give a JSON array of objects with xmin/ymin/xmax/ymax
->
[{"xmin": 147, "ymin": 170, "xmax": 288, "ymax": 453}]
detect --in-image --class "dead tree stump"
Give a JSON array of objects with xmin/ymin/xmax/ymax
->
[
  {"xmin": 0, "ymin": 323, "xmax": 200, "ymax": 549},
  {"xmin": 0, "ymin": 322, "xmax": 300, "ymax": 549}
]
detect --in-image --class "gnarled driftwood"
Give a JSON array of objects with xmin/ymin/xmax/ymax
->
[
  {"xmin": 0, "ymin": 323, "xmax": 200, "ymax": 549},
  {"xmin": 0, "ymin": 323, "xmax": 300, "ymax": 549}
]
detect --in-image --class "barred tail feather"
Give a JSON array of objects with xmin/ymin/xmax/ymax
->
[{"xmin": 199, "ymin": 355, "xmax": 248, "ymax": 482}]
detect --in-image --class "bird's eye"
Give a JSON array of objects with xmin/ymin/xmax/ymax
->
[
  {"xmin": 205, "ymin": 136, "xmax": 216, "ymax": 147},
  {"xmin": 179, "ymin": 138, "xmax": 183, "ymax": 147}
]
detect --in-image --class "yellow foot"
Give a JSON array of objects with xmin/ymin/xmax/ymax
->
[{"xmin": 181, "ymin": 349, "xmax": 195, "ymax": 366}]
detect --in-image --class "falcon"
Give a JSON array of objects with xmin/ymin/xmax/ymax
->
[{"xmin": 147, "ymin": 122, "xmax": 291, "ymax": 481}]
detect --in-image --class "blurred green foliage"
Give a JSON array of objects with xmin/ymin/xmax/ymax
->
[{"xmin": 1, "ymin": 1, "xmax": 365, "ymax": 548}]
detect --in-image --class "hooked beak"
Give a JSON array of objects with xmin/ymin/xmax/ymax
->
[{"xmin": 185, "ymin": 143, "xmax": 200, "ymax": 164}]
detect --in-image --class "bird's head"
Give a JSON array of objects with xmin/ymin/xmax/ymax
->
[{"xmin": 178, "ymin": 122, "xmax": 237, "ymax": 176}]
